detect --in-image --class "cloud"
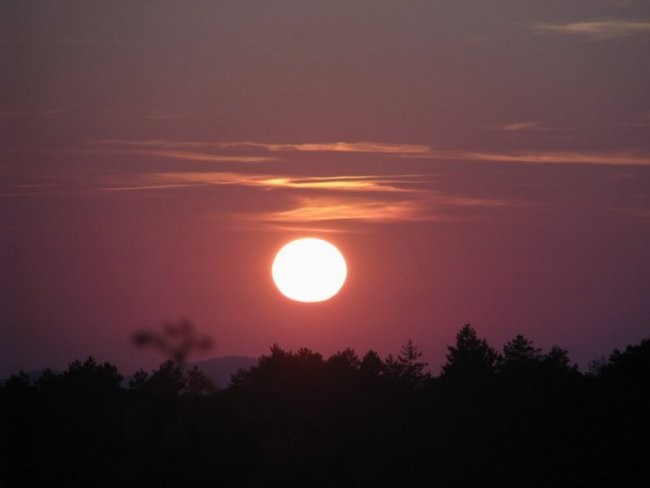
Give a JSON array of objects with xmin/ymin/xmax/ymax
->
[
  {"xmin": 97, "ymin": 170, "xmax": 513, "ymax": 225},
  {"xmin": 533, "ymin": 19, "xmax": 650, "ymax": 40},
  {"xmin": 247, "ymin": 141, "xmax": 432, "ymax": 155},
  {"xmin": 254, "ymin": 192, "xmax": 513, "ymax": 224},
  {"xmin": 99, "ymin": 183, "xmax": 202, "ymax": 192},
  {"xmin": 95, "ymin": 140, "xmax": 650, "ymax": 167},
  {"xmin": 461, "ymin": 151, "xmax": 650, "ymax": 166},
  {"xmin": 99, "ymin": 171, "xmax": 430, "ymax": 193},
  {"xmin": 93, "ymin": 139, "xmax": 431, "ymax": 156},
  {"xmin": 97, "ymin": 172, "xmax": 441, "ymax": 224},
  {"xmin": 403, "ymin": 150, "xmax": 650, "ymax": 167},
  {"xmin": 110, "ymin": 149, "xmax": 278, "ymax": 164},
  {"xmin": 257, "ymin": 175, "xmax": 426, "ymax": 192},
  {"xmin": 495, "ymin": 121, "xmax": 555, "ymax": 132},
  {"xmin": 255, "ymin": 197, "xmax": 436, "ymax": 223}
]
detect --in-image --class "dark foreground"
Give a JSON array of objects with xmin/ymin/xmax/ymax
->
[{"xmin": 2, "ymin": 325, "xmax": 648, "ymax": 487}]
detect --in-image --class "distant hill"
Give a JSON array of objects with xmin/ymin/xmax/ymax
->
[{"xmin": 189, "ymin": 356, "xmax": 257, "ymax": 389}]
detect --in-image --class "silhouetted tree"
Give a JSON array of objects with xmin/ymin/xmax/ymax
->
[
  {"xmin": 599, "ymin": 338, "xmax": 650, "ymax": 387},
  {"xmin": 327, "ymin": 348, "xmax": 361, "ymax": 372},
  {"xmin": 360, "ymin": 350, "xmax": 385, "ymax": 377},
  {"xmin": 498, "ymin": 334, "xmax": 542, "ymax": 379},
  {"xmin": 132, "ymin": 319, "xmax": 212, "ymax": 365},
  {"xmin": 229, "ymin": 344, "xmax": 326, "ymax": 393},
  {"xmin": 502, "ymin": 334, "xmax": 541, "ymax": 363},
  {"xmin": 34, "ymin": 368, "xmax": 62, "ymax": 393},
  {"xmin": 385, "ymin": 339, "xmax": 428, "ymax": 384},
  {"xmin": 587, "ymin": 355, "xmax": 608, "ymax": 376},
  {"xmin": 62, "ymin": 357, "xmax": 123, "ymax": 397},
  {"xmin": 185, "ymin": 365, "xmax": 215, "ymax": 395},
  {"xmin": 440, "ymin": 324, "xmax": 498, "ymax": 383},
  {"xmin": 541, "ymin": 345, "xmax": 578, "ymax": 376},
  {"xmin": 128, "ymin": 368, "xmax": 149, "ymax": 390},
  {"xmin": 295, "ymin": 347, "xmax": 323, "ymax": 365},
  {"xmin": 1, "ymin": 371, "xmax": 31, "ymax": 395},
  {"xmin": 140, "ymin": 360, "xmax": 186, "ymax": 396},
  {"xmin": 257, "ymin": 343, "xmax": 290, "ymax": 369}
]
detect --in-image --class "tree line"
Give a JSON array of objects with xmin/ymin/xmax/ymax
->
[{"xmin": 1, "ymin": 324, "xmax": 648, "ymax": 487}]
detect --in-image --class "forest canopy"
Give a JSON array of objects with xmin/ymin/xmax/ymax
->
[{"xmin": 2, "ymin": 325, "xmax": 649, "ymax": 487}]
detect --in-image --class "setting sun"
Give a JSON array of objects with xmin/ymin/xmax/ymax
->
[{"xmin": 272, "ymin": 238, "xmax": 347, "ymax": 303}]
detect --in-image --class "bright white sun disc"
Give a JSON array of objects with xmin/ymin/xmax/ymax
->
[{"xmin": 272, "ymin": 238, "xmax": 347, "ymax": 302}]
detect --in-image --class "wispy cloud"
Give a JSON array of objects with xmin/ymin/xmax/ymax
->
[
  {"xmin": 403, "ymin": 150, "xmax": 650, "ymax": 167},
  {"xmin": 110, "ymin": 149, "xmax": 278, "ymax": 164},
  {"xmin": 99, "ymin": 171, "xmax": 430, "ymax": 193},
  {"xmin": 255, "ymin": 174, "xmax": 426, "ymax": 192},
  {"xmin": 462, "ymin": 151, "xmax": 650, "ymax": 166},
  {"xmin": 248, "ymin": 141, "xmax": 431, "ymax": 155},
  {"xmin": 93, "ymin": 139, "xmax": 431, "ymax": 156},
  {"xmin": 92, "ymin": 139, "xmax": 220, "ymax": 149},
  {"xmin": 99, "ymin": 183, "xmax": 202, "ymax": 192},
  {"xmin": 533, "ymin": 19, "xmax": 650, "ymax": 40},
  {"xmin": 97, "ymin": 172, "xmax": 441, "ymax": 224},
  {"xmin": 495, "ymin": 121, "xmax": 555, "ymax": 132},
  {"xmin": 255, "ymin": 192, "xmax": 512, "ymax": 224},
  {"xmin": 94, "ymin": 139, "xmax": 650, "ymax": 167},
  {"xmin": 257, "ymin": 197, "xmax": 434, "ymax": 223},
  {"xmin": 97, "ymin": 170, "xmax": 513, "ymax": 225}
]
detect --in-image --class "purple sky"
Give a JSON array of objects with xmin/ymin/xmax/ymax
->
[{"xmin": 1, "ymin": 1, "xmax": 649, "ymax": 377}]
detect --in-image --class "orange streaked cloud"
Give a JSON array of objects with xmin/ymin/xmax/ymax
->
[
  {"xmin": 462, "ymin": 151, "xmax": 650, "ymax": 166},
  {"xmin": 255, "ymin": 197, "xmax": 436, "ymax": 223},
  {"xmin": 259, "ymin": 175, "xmax": 424, "ymax": 193},
  {"xmin": 99, "ymin": 171, "xmax": 431, "ymax": 194},
  {"xmin": 534, "ymin": 19, "xmax": 650, "ymax": 40},
  {"xmin": 403, "ymin": 150, "xmax": 650, "ymax": 167},
  {"xmin": 250, "ymin": 141, "xmax": 431, "ymax": 155},
  {"xmin": 93, "ymin": 139, "xmax": 650, "ymax": 167},
  {"xmin": 111, "ymin": 149, "xmax": 278, "ymax": 164},
  {"xmin": 97, "ymin": 170, "xmax": 513, "ymax": 225},
  {"xmin": 495, "ymin": 121, "xmax": 554, "ymax": 132},
  {"xmin": 93, "ymin": 139, "xmax": 431, "ymax": 156},
  {"xmin": 99, "ymin": 183, "xmax": 202, "ymax": 192},
  {"xmin": 253, "ymin": 192, "xmax": 513, "ymax": 224}
]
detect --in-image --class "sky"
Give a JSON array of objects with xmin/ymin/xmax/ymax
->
[{"xmin": 1, "ymin": 0, "xmax": 649, "ymax": 377}]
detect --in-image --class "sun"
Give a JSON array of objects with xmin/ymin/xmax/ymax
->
[{"xmin": 272, "ymin": 238, "xmax": 347, "ymax": 302}]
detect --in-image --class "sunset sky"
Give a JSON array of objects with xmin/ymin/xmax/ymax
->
[{"xmin": 2, "ymin": 1, "xmax": 649, "ymax": 377}]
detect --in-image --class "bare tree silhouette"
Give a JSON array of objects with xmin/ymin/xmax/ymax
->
[{"xmin": 132, "ymin": 318, "xmax": 213, "ymax": 365}]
